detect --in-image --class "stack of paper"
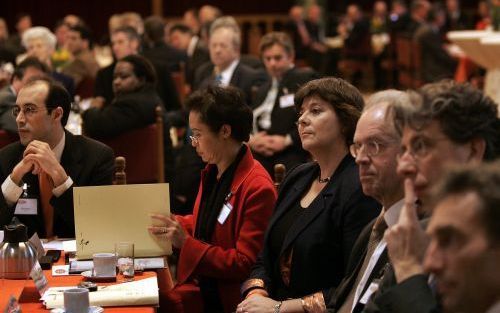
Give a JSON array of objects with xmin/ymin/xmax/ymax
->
[{"xmin": 43, "ymin": 277, "xmax": 159, "ymax": 308}]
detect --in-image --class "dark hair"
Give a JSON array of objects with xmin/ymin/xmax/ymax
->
[
  {"xmin": 112, "ymin": 26, "xmax": 141, "ymax": 42},
  {"xmin": 169, "ymin": 23, "xmax": 193, "ymax": 36},
  {"xmin": 294, "ymin": 77, "xmax": 364, "ymax": 146},
  {"xmin": 259, "ymin": 32, "xmax": 294, "ymax": 56},
  {"xmin": 432, "ymin": 161, "xmax": 500, "ymax": 244},
  {"xmin": 70, "ymin": 24, "xmax": 93, "ymax": 48},
  {"xmin": 185, "ymin": 86, "xmax": 252, "ymax": 142},
  {"xmin": 144, "ymin": 16, "xmax": 165, "ymax": 45},
  {"xmin": 393, "ymin": 80, "xmax": 500, "ymax": 161},
  {"xmin": 12, "ymin": 57, "xmax": 50, "ymax": 82},
  {"xmin": 119, "ymin": 54, "xmax": 157, "ymax": 85},
  {"xmin": 24, "ymin": 77, "xmax": 71, "ymax": 126}
]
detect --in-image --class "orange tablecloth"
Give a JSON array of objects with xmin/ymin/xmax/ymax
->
[{"xmin": 2, "ymin": 264, "xmax": 159, "ymax": 312}]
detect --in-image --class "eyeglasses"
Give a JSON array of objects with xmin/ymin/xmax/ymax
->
[
  {"xmin": 12, "ymin": 105, "xmax": 46, "ymax": 118},
  {"xmin": 396, "ymin": 136, "xmax": 449, "ymax": 161},
  {"xmin": 350, "ymin": 140, "xmax": 394, "ymax": 158},
  {"xmin": 189, "ymin": 134, "xmax": 201, "ymax": 144}
]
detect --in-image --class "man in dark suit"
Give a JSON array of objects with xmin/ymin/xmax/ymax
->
[
  {"xmin": 249, "ymin": 32, "xmax": 318, "ymax": 175},
  {"xmin": 192, "ymin": 16, "xmax": 266, "ymax": 105},
  {"xmin": 326, "ymin": 90, "xmax": 406, "ymax": 313},
  {"xmin": 142, "ymin": 16, "xmax": 187, "ymax": 73},
  {"xmin": 0, "ymin": 57, "xmax": 49, "ymax": 134},
  {"xmin": 168, "ymin": 23, "xmax": 210, "ymax": 87},
  {"xmin": 414, "ymin": 5, "xmax": 458, "ymax": 83},
  {"xmin": 0, "ymin": 78, "xmax": 114, "ymax": 238},
  {"xmin": 362, "ymin": 80, "xmax": 500, "ymax": 313}
]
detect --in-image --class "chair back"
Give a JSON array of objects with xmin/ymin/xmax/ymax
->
[
  {"xmin": 102, "ymin": 106, "xmax": 165, "ymax": 184},
  {"xmin": 0, "ymin": 130, "xmax": 18, "ymax": 149},
  {"xmin": 273, "ymin": 163, "xmax": 286, "ymax": 191},
  {"xmin": 75, "ymin": 76, "xmax": 95, "ymax": 99},
  {"xmin": 114, "ymin": 156, "xmax": 127, "ymax": 185},
  {"xmin": 171, "ymin": 62, "xmax": 187, "ymax": 104}
]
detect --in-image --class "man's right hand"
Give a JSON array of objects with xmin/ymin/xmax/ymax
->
[{"xmin": 10, "ymin": 158, "xmax": 35, "ymax": 186}]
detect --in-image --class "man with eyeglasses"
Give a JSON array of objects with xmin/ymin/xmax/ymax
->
[
  {"xmin": 326, "ymin": 90, "xmax": 408, "ymax": 313},
  {"xmin": 0, "ymin": 77, "xmax": 114, "ymax": 238},
  {"xmin": 361, "ymin": 80, "xmax": 500, "ymax": 313}
]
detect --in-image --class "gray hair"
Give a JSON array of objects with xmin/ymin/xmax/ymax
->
[
  {"xmin": 22, "ymin": 26, "xmax": 57, "ymax": 50},
  {"xmin": 365, "ymin": 89, "xmax": 413, "ymax": 138},
  {"xmin": 209, "ymin": 16, "xmax": 241, "ymax": 49}
]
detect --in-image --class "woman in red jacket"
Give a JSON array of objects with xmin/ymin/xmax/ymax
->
[{"xmin": 149, "ymin": 85, "xmax": 277, "ymax": 313}]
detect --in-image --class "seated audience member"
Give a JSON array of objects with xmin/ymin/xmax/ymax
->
[
  {"xmin": 168, "ymin": 23, "xmax": 210, "ymax": 87},
  {"xmin": 21, "ymin": 26, "xmax": 75, "ymax": 96},
  {"xmin": 149, "ymin": 86, "xmax": 277, "ymax": 313},
  {"xmin": 183, "ymin": 8, "xmax": 201, "ymax": 36},
  {"xmin": 83, "ymin": 55, "xmax": 162, "ymax": 139},
  {"xmin": 326, "ymin": 90, "xmax": 408, "ymax": 313},
  {"xmin": 285, "ymin": 5, "xmax": 310, "ymax": 61},
  {"xmin": 337, "ymin": 4, "xmax": 371, "ymax": 84},
  {"xmin": 0, "ymin": 57, "xmax": 49, "ymax": 134},
  {"xmin": 0, "ymin": 77, "xmax": 114, "ymax": 237},
  {"xmin": 5, "ymin": 13, "xmax": 31, "ymax": 58},
  {"xmin": 443, "ymin": 0, "xmax": 471, "ymax": 32},
  {"xmin": 193, "ymin": 16, "xmax": 265, "ymax": 105},
  {"xmin": 406, "ymin": 0, "xmax": 431, "ymax": 37},
  {"xmin": 362, "ymin": 80, "xmax": 500, "ymax": 313},
  {"xmin": 142, "ymin": 16, "xmax": 187, "ymax": 72},
  {"xmin": 389, "ymin": 0, "xmax": 412, "ymax": 34},
  {"xmin": 249, "ymin": 32, "xmax": 318, "ymax": 174},
  {"xmin": 238, "ymin": 78, "xmax": 381, "ymax": 312},
  {"xmin": 198, "ymin": 5, "xmax": 223, "ymax": 45},
  {"xmin": 414, "ymin": 4, "xmax": 458, "ymax": 83},
  {"xmin": 51, "ymin": 20, "xmax": 71, "ymax": 71},
  {"xmin": 0, "ymin": 18, "xmax": 17, "ymax": 65},
  {"xmin": 424, "ymin": 163, "xmax": 500, "ymax": 313},
  {"xmin": 475, "ymin": 0, "xmax": 491, "ymax": 30},
  {"xmin": 93, "ymin": 26, "xmax": 180, "ymax": 111},
  {"xmin": 61, "ymin": 24, "xmax": 100, "ymax": 87},
  {"xmin": 305, "ymin": 4, "xmax": 328, "ymax": 73}
]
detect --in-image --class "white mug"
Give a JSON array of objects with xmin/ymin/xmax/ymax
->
[
  {"xmin": 92, "ymin": 253, "xmax": 116, "ymax": 277},
  {"xmin": 64, "ymin": 288, "xmax": 89, "ymax": 313}
]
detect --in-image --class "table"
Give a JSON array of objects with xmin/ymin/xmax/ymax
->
[
  {"xmin": 1, "ymin": 257, "xmax": 170, "ymax": 312},
  {"xmin": 448, "ymin": 30, "xmax": 500, "ymax": 110}
]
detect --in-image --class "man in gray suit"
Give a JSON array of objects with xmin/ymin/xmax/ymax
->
[{"xmin": 0, "ymin": 57, "xmax": 49, "ymax": 133}]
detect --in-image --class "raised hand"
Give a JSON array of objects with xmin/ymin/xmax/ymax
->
[{"xmin": 384, "ymin": 178, "xmax": 430, "ymax": 283}]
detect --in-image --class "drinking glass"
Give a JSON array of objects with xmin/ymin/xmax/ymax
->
[{"xmin": 115, "ymin": 242, "xmax": 134, "ymax": 282}]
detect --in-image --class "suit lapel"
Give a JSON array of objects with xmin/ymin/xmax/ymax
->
[
  {"xmin": 279, "ymin": 156, "xmax": 352, "ymax": 255},
  {"xmin": 60, "ymin": 131, "xmax": 83, "ymax": 181}
]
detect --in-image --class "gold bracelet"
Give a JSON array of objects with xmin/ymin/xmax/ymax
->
[{"xmin": 274, "ymin": 301, "xmax": 283, "ymax": 313}]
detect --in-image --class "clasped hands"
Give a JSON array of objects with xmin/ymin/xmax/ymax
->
[
  {"xmin": 249, "ymin": 132, "xmax": 288, "ymax": 157},
  {"xmin": 11, "ymin": 140, "xmax": 68, "ymax": 187},
  {"xmin": 148, "ymin": 213, "xmax": 187, "ymax": 249}
]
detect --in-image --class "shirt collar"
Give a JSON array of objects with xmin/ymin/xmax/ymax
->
[
  {"xmin": 218, "ymin": 59, "xmax": 239, "ymax": 86},
  {"xmin": 9, "ymin": 85, "xmax": 17, "ymax": 96},
  {"xmin": 187, "ymin": 36, "xmax": 199, "ymax": 57},
  {"xmin": 383, "ymin": 198, "xmax": 405, "ymax": 227},
  {"xmin": 52, "ymin": 131, "xmax": 66, "ymax": 162}
]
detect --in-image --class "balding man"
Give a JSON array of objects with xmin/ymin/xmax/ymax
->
[
  {"xmin": 193, "ymin": 16, "xmax": 265, "ymax": 105},
  {"xmin": 326, "ymin": 90, "xmax": 408, "ymax": 313},
  {"xmin": 0, "ymin": 78, "xmax": 113, "ymax": 238}
]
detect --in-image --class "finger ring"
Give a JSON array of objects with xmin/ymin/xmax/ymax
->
[{"xmin": 158, "ymin": 227, "xmax": 167, "ymax": 234}]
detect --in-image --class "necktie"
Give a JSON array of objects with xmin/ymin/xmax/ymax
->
[
  {"xmin": 214, "ymin": 73, "xmax": 223, "ymax": 86},
  {"xmin": 338, "ymin": 214, "xmax": 387, "ymax": 313},
  {"xmin": 39, "ymin": 172, "xmax": 54, "ymax": 238}
]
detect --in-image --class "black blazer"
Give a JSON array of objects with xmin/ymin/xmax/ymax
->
[
  {"xmin": 0, "ymin": 131, "xmax": 114, "ymax": 237},
  {"xmin": 193, "ymin": 61, "xmax": 266, "ymax": 105},
  {"xmin": 186, "ymin": 39, "xmax": 210, "ymax": 86},
  {"xmin": 248, "ymin": 156, "xmax": 381, "ymax": 300},
  {"xmin": 83, "ymin": 84, "xmax": 163, "ymax": 139},
  {"xmin": 251, "ymin": 67, "xmax": 319, "ymax": 173},
  {"xmin": 326, "ymin": 219, "xmax": 391, "ymax": 313}
]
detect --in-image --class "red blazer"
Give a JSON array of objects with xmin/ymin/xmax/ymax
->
[{"xmin": 172, "ymin": 147, "xmax": 277, "ymax": 312}]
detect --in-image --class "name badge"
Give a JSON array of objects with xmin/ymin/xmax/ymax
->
[
  {"xmin": 360, "ymin": 282, "xmax": 380, "ymax": 304},
  {"xmin": 217, "ymin": 202, "xmax": 233, "ymax": 225},
  {"xmin": 14, "ymin": 198, "xmax": 37, "ymax": 215},
  {"xmin": 279, "ymin": 94, "xmax": 295, "ymax": 108}
]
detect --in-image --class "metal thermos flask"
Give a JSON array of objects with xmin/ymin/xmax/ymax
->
[{"xmin": 0, "ymin": 218, "xmax": 37, "ymax": 279}]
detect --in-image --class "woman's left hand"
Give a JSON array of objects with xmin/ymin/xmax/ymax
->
[
  {"xmin": 237, "ymin": 295, "xmax": 280, "ymax": 313},
  {"xmin": 149, "ymin": 214, "xmax": 187, "ymax": 249}
]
